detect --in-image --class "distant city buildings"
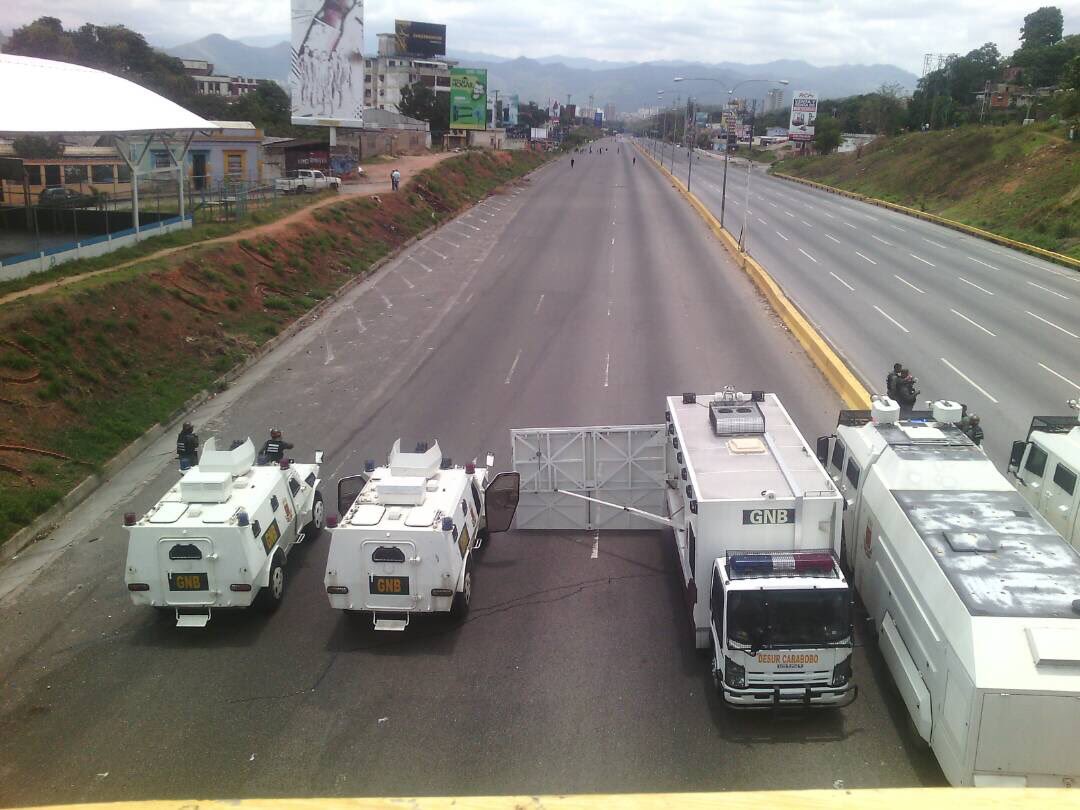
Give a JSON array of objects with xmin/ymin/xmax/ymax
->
[
  {"xmin": 179, "ymin": 59, "xmax": 265, "ymax": 97},
  {"xmin": 364, "ymin": 32, "xmax": 456, "ymax": 113},
  {"xmin": 764, "ymin": 87, "xmax": 785, "ymax": 114}
]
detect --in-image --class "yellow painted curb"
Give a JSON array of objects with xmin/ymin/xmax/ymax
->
[
  {"xmin": 635, "ymin": 143, "xmax": 871, "ymax": 409},
  {"xmin": 770, "ymin": 171, "xmax": 1080, "ymax": 273}
]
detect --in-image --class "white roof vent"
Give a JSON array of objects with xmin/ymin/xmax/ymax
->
[
  {"xmin": 932, "ymin": 400, "xmax": 963, "ymax": 424},
  {"xmin": 197, "ymin": 437, "xmax": 255, "ymax": 476},
  {"xmin": 388, "ymin": 438, "xmax": 442, "ymax": 478},
  {"xmin": 180, "ymin": 470, "xmax": 234, "ymax": 503},
  {"xmin": 376, "ymin": 477, "xmax": 428, "ymax": 506},
  {"xmin": 871, "ymin": 396, "xmax": 900, "ymax": 424},
  {"xmin": 1026, "ymin": 627, "xmax": 1080, "ymax": 666}
]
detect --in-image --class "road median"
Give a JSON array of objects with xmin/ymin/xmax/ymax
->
[{"xmin": 636, "ymin": 142, "xmax": 871, "ymax": 410}]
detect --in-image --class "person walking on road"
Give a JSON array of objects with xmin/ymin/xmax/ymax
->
[
  {"xmin": 391, "ymin": 168, "xmax": 401, "ymax": 191},
  {"xmin": 886, "ymin": 362, "xmax": 903, "ymax": 401},
  {"xmin": 570, "ymin": 158, "xmax": 575, "ymax": 169},
  {"xmin": 633, "ymin": 156, "xmax": 636, "ymax": 165}
]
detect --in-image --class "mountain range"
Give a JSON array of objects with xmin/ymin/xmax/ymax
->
[{"xmin": 164, "ymin": 34, "xmax": 919, "ymax": 110}]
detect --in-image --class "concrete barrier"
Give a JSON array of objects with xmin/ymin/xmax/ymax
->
[
  {"xmin": 770, "ymin": 171, "xmax": 1080, "ymax": 273},
  {"xmin": 636, "ymin": 142, "xmax": 871, "ymax": 410}
]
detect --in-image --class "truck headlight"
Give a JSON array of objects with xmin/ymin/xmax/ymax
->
[
  {"xmin": 831, "ymin": 655, "xmax": 852, "ymax": 687},
  {"xmin": 724, "ymin": 656, "xmax": 746, "ymax": 689}
]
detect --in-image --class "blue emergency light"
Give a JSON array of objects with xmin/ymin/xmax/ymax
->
[{"xmin": 728, "ymin": 551, "xmax": 835, "ymax": 578}]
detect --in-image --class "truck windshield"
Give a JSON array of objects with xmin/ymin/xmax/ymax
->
[{"xmin": 727, "ymin": 589, "xmax": 850, "ymax": 648}]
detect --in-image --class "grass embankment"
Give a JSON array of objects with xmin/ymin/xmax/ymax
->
[
  {"xmin": 0, "ymin": 190, "xmax": 336, "ymax": 300},
  {"xmin": 776, "ymin": 124, "xmax": 1080, "ymax": 258},
  {"xmin": 0, "ymin": 149, "xmax": 547, "ymax": 543}
]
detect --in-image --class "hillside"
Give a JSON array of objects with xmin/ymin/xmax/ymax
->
[
  {"xmin": 165, "ymin": 34, "xmax": 291, "ymax": 85},
  {"xmin": 777, "ymin": 125, "xmax": 1080, "ymax": 258}
]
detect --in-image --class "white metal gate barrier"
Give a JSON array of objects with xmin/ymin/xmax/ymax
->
[{"xmin": 510, "ymin": 425, "xmax": 668, "ymax": 530}]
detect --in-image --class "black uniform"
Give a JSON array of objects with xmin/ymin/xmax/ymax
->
[
  {"xmin": 176, "ymin": 427, "xmax": 199, "ymax": 467},
  {"xmin": 895, "ymin": 378, "xmax": 919, "ymax": 413},
  {"xmin": 964, "ymin": 422, "xmax": 984, "ymax": 446},
  {"xmin": 261, "ymin": 437, "xmax": 294, "ymax": 463},
  {"xmin": 886, "ymin": 365, "xmax": 903, "ymax": 400}
]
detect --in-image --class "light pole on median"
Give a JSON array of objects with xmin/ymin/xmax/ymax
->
[{"xmin": 674, "ymin": 77, "xmax": 788, "ymax": 230}]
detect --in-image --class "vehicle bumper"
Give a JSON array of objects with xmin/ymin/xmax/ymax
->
[
  {"xmin": 721, "ymin": 682, "xmax": 857, "ymax": 709},
  {"xmin": 128, "ymin": 592, "xmax": 256, "ymax": 609}
]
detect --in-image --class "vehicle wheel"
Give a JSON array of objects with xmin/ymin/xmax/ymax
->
[
  {"xmin": 711, "ymin": 646, "xmax": 724, "ymax": 696},
  {"xmin": 304, "ymin": 492, "xmax": 325, "ymax": 541},
  {"xmin": 451, "ymin": 561, "xmax": 473, "ymax": 618},
  {"xmin": 256, "ymin": 555, "xmax": 286, "ymax": 612}
]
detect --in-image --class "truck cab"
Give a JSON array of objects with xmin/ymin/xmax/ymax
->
[
  {"xmin": 710, "ymin": 551, "xmax": 855, "ymax": 707},
  {"xmin": 324, "ymin": 440, "xmax": 520, "ymax": 631},
  {"xmin": 1008, "ymin": 409, "xmax": 1080, "ymax": 550}
]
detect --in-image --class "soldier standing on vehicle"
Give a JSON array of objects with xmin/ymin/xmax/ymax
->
[
  {"xmin": 886, "ymin": 363, "xmax": 903, "ymax": 400},
  {"xmin": 261, "ymin": 429, "xmax": 294, "ymax": 464},
  {"xmin": 963, "ymin": 414, "xmax": 984, "ymax": 446},
  {"xmin": 895, "ymin": 369, "xmax": 919, "ymax": 414},
  {"xmin": 176, "ymin": 422, "xmax": 199, "ymax": 468}
]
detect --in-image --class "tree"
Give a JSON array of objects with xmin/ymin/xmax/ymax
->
[
  {"xmin": 1021, "ymin": 7, "xmax": 1064, "ymax": 49},
  {"xmin": 814, "ymin": 116, "xmax": 842, "ymax": 154},
  {"xmin": 399, "ymin": 82, "xmax": 438, "ymax": 123}
]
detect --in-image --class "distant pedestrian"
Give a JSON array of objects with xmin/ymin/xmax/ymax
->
[
  {"xmin": 391, "ymin": 168, "xmax": 401, "ymax": 191},
  {"xmin": 632, "ymin": 156, "xmax": 636, "ymax": 165},
  {"xmin": 571, "ymin": 158, "xmax": 575, "ymax": 168}
]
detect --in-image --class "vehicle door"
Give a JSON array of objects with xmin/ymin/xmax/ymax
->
[
  {"xmin": 483, "ymin": 472, "xmax": 521, "ymax": 533},
  {"xmin": 1041, "ymin": 460, "xmax": 1078, "ymax": 543},
  {"xmin": 1014, "ymin": 440, "xmax": 1050, "ymax": 495},
  {"xmin": 158, "ymin": 536, "xmax": 216, "ymax": 606},
  {"xmin": 337, "ymin": 473, "xmax": 369, "ymax": 516},
  {"xmin": 710, "ymin": 564, "xmax": 725, "ymax": 653}
]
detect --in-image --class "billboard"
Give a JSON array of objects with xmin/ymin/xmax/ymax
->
[
  {"xmin": 290, "ymin": 0, "xmax": 365, "ymax": 128},
  {"xmin": 394, "ymin": 20, "xmax": 446, "ymax": 58},
  {"xmin": 507, "ymin": 95, "xmax": 520, "ymax": 127},
  {"xmin": 788, "ymin": 90, "xmax": 818, "ymax": 142},
  {"xmin": 450, "ymin": 68, "xmax": 488, "ymax": 130}
]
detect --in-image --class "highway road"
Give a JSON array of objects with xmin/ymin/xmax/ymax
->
[
  {"xmin": 0, "ymin": 139, "xmax": 943, "ymax": 806},
  {"xmin": 644, "ymin": 138, "xmax": 1080, "ymax": 467}
]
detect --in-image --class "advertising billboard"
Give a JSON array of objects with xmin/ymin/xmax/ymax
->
[
  {"xmin": 788, "ymin": 90, "xmax": 818, "ymax": 142},
  {"xmin": 290, "ymin": 0, "xmax": 365, "ymax": 128},
  {"xmin": 394, "ymin": 20, "xmax": 446, "ymax": 58},
  {"xmin": 450, "ymin": 68, "xmax": 488, "ymax": 130}
]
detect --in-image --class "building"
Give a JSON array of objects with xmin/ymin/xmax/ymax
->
[
  {"xmin": 364, "ymin": 32, "xmax": 455, "ymax": 113},
  {"xmin": 131, "ymin": 121, "xmax": 263, "ymax": 189},
  {"xmin": 764, "ymin": 87, "xmax": 786, "ymax": 114},
  {"xmin": 604, "ymin": 103, "xmax": 616, "ymax": 122},
  {"xmin": 179, "ymin": 58, "xmax": 266, "ymax": 98}
]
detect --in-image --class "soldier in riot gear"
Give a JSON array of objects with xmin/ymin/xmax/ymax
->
[
  {"xmin": 895, "ymin": 369, "xmax": 919, "ymax": 414},
  {"xmin": 886, "ymin": 362, "xmax": 903, "ymax": 401},
  {"xmin": 176, "ymin": 422, "xmax": 199, "ymax": 469},
  {"xmin": 260, "ymin": 428, "xmax": 294, "ymax": 464},
  {"xmin": 963, "ymin": 414, "xmax": 984, "ymax": 446}
]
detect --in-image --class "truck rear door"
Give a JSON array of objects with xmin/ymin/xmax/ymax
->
[{"xmin": 158, "ymin": 537, "xmax": 216, "ymax": 605}]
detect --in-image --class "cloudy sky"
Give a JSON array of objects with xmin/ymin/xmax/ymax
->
[{"xmin": 3, "ymin": 0, "xmax": 1079, "ymax": 73}]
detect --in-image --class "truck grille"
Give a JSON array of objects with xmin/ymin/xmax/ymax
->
[{"xmin": 748, "ymin": 670, "xmax": 831, "ymax": 685}]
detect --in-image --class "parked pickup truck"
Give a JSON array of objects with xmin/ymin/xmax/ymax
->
[{"xmin": 274, "ymin": 170, "xmax": 341, "ymax": 194}]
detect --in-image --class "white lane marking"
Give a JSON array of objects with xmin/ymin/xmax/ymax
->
[
  {"xmin": 940, "ymin": 357, "xmax": 999, "ymax": 403},
  {"xmin": 607, "ymin": 300, "xmax": 613, "ymax": 317},
  {"xmin": 776, "ymin": 230, "xmax": 789, "ymax": 241},
  {"xmin": 825, "ymin": 233, "xmax": 841, "ymax": 244},
  {"xmin": 323, "ymin": 337, "xmax": 335, "ymax": 365},
  {"xmin": 800, "ymin": 219, "xmax": 813, "ymax": 228},
  {"xmin": 1039, "ymin": 362, "xmax": 1080, "ymax": 392},
  {"xmin": 504, "ymin": 349, "xmax": 522, "ymax": 384},
  {"xmin": 460, "ymin": 221, "xmax": 482, "ymax": 231},
  {"xmin": 422, "ymin": 244, "xmax": 449, "ymax": 260},
  {"xmin": 730, "ymin": 199, "xmax": 740, "ymax": 206},
  {"xmin": 1027, "ymin": 281, "xmax": 1070, "ymax": 300},
  {"xmin": 798, "ymin": 248, "xmax": 818, "ymax": 264},
  {"xmin": 448, "ymin": 227, "xmax": 472, "ymax": 239},
  {"xmin": 958, "ymin": 277, "xmax": 994, "ymax": 296},
  {"xmin": 409, "ymin": 255, "xmax": 434, "ymax": 273},
  {"xmin": 855, "ymin": 251, "xmax": 877, "ymax": 265},
  {"xmin": 823, "ymin": 211, "xmax": 835, "ymax": 219},
  {"xmin": 950, "ymin": 308, "xmax": 997, "ymax": 337},
  {"xmin": 830, "ymin": 272, "xmax": 854, "ymax": 291},
  {"xmin": 769, "ymin": 202, "xmax": 779, "ymax": 208},
  {"xmin": 871, "ymin": 234, "xmax": 893, "ymax": 246},
  {"xmin": 757, "ymin": 217, "xmax": 768, "ymax": 225},
  {"xmin": 909, "ymin": 253, "xmax": 936, "ymax": 267},
  {"xmin": 380, "ymin": 291, "xmax": 393, "ymax": 309},
  {"xmin": 923, "ymin": 238, "xmax": 948, "ymax": 249},
  {"xmin": 534, "ymin": 294, "xmax": 545, "ymax": 314},
  {"xmin": 843, "ymin": 221, "xmax": 857, "ymax": 230},
  {"xmin": 396, "ymin": 272, "xmax": 415, "ymax": 290},
  {"xmin": 894, "ymin": 275, "xmax": 926, "ymax": 294},
  {"xmin": 873, "ymin": 305, "xmax": 909, "ymax": 333},
  {"xmin": 1026, "ymin": 310, "xmax": 1080, "ymax": 339},
  {"xmin": 966, "ymin": 255, "xmax": 1000, "ymax": 271},
  {"xmin": 591, "ymin": 533, "xmax": 599, "ymax": 559},
  {"xmin": 863, "ymin": 214, "xmax": 880, "ymax": 222},
  {"xmin": 784, "ymin": 210, "xmax": 795, "ymax": 218},
  {"xmin": 432, "ymin": 234, "xmax": 461, "ymax": 249},
  {"xmin": 889, "ymin": 224, "xmax": 907, "ymax": 232},
  {"xmin": 603, "ymin": 352, "xmax": 611, "ymax": 388},
  {"xmin": 356, "ymin": 316, "xmax": 366, "ymax": 334}
]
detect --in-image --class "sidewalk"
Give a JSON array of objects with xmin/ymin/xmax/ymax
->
[{"xmin": 0, "ymin": 151, "xmax": 454, "ymax": 308}]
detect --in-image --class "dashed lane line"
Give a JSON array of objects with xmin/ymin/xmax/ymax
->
[
  {"xmin": 1026, "ymin": 310, "xmax": 1080, "ymax": 340},
  {"xmin": 940, "ymin": 357, "xmax": 998, "ymax": 403},
  {"xmin": 830, "ymin": 272, "xmax": 854, "ymax": 291},
  {"xmin": 873, "ymin": 305, "xmax": 910, "ymax": 333},
  {"xmin": 1027, "ymin": 281, "xmax": 1070, "ymax": 300},
  {"xmin": 798, "ymin": 248, "xmax": 818, "ymax": 264},
  {"xmin": 894, "ymin": 275, "xmax": 926, "ymax": 294},
  {"xmin": 950, "ymin": 308, "xmax": 997, "ymax": 337},
  {"xmin": 855, "ymin": 251, "xmax": 877, "ymax": 265},
  {"xmin": 958, "ymin": 277, "xmax": 994, "ymax": 296},
  {"xmin": 504, "ymin": 349, "xmax": 522, "ymax": 384},
  {"xmin": 1039, "ymin": 362, "xmax": 1080, "ymax": 392}
]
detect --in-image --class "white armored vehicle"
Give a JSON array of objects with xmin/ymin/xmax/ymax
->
[
  {"xmin": 512, "ymin": 388, "xmax": 856, "ymax": 708},
  {"xmin": 125, "ymin": 437, "xmax": 325, "ymax": 627},
  {"xmin": 817, "ymin": 397, "xmax": 1080, "ymax": 787},
  {"xmin": 324, "ymin": 440, "xmax": 520, "ymax": 630},
  {"xmin": 1008, "ymin": 400, "xmax": 1080, "ymax": 550}
]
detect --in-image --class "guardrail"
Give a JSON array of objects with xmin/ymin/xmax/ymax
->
[{"xmin": 769, "ymin": 171, "xmax": 1080, "ymax": 273}]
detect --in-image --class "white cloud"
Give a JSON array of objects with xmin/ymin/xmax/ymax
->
[{"xmin": 2, "ymin": 0, "xmax": 1078, "ymax": 73}]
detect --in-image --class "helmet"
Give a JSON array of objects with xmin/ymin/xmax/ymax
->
[
  {"xmin": 182, "ymin": 422, "xmax": 193, "ymax": 432},
  {"xmin": 270, "ymin": 428, "xmax": 282, "ymax": 439},
  {"xmin": 970, "ymin": 415, "xmax": 980, "ymax": 424}
]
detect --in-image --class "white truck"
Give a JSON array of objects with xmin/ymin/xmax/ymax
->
[
  {"xmin": 1008, "ymin": 400, "xmax": 1080, "ymax": 550},
  {"xmin": 124, "ymin": 437, "xmax": 325, "ymax": 628},
  {"xmin": 324, "ymin": 440, "xmax": 520, "ymax": 631},
  {"xmin": 274, "ymin": 169, "xmax": 341, "ymax": 194},
  {"xmin": 512, "ymin": 388, "xmax": 856, "ymax": 708},
  {"xmin": 816, "ymin": 397, "xmax": 1080, "ymax": 787}
]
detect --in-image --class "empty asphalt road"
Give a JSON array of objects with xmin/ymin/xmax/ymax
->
[
  {"xmin": 647, "ymin": 138, "xmax": 1080, "ymax": 467},
  {"xmin": 0, "ymin": 139, "xmax": 942, "ymax": 806}
]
